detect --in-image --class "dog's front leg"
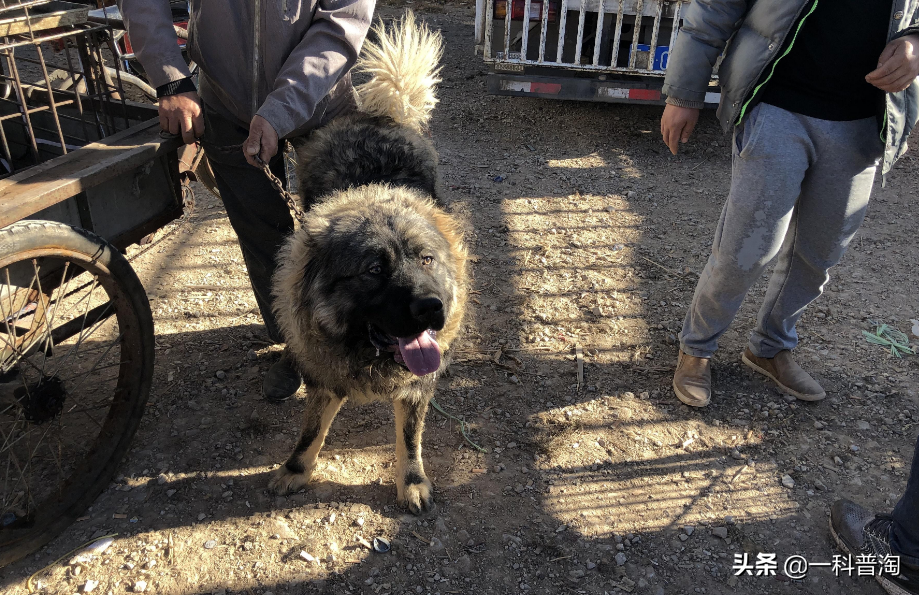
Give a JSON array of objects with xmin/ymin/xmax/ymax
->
[
  {"xmin": 394, "ymin": 393, "xmax": 433, "ymax": 514},
  {"xmin": 269, "ymin": 388, "xmax": 345, "ymax": 494}
]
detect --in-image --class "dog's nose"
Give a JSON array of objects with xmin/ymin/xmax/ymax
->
[{"xmin": 410, "ymin": 297, "xmax": 443, "ymax": 321}]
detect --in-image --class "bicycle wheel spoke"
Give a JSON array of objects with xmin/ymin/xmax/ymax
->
[{"xmin": 37, "ymin": 262, "xmax": 73, "ymax": 378}]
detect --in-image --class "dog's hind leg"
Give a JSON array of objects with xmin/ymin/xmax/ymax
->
[
  {"xmin": 394, "ymin": 393, "xmax": 434, "ymax": 514},
  {"xmin": 269, "ymin": 388, "xmax": 345, "ymax": 494}
]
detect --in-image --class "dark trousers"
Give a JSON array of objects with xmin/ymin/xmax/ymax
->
[
  {"xmin": 200, "ymin": 104, "xmax": 292, "ymax": 342},
  {"xmin": 893, "ymin": 433, "xmax": 919, "ymax": 566}
]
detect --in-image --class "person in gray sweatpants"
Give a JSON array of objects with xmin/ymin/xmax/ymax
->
[{"xmin": 659, "ymin": 0, "xmax": 919, "ymax": 409}]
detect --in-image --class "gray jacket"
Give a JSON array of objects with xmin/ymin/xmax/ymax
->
[
  {"xmin": 119, "ymin": 0, "xmax": 375, "ymax": 139},
  {"xmin": 662, "ymin": 0, "xmax": 919, "ymax": 176}
]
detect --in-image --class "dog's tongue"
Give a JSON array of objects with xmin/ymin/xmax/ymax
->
[{"xmin": 397, "ymin": 332, "xmax": 441, "ymax": 376}]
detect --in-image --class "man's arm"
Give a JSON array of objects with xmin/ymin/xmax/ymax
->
[
  {"xmin": 118, "ymin": 0, "xmax": 192, "ymax": 88},
  {"xmin": 118, "ymin": 1, "xmax": 201, "ymax": 144},
  {"xmin": 660, "ymin": 0, "xmax": 749, "ymax": 154},
  {"xmin": 251, "ymin": 0, "xmax": 375, "ymax": 150}
]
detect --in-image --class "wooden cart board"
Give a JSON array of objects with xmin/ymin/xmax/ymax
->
[{"xmin": 0, "ymin": 1, "xmax": 89, "ymax": 36}]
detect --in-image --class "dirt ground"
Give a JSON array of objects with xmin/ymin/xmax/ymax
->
[{"xmin": 3, "ymin": 4, "xmax": 919, "ymax": 595}]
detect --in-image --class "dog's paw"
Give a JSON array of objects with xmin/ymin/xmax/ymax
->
[
  {"xmin": 398, "ymin": 474, "xmax": 434, "ymax": 515},
  {"xmin": 268, "ymin": 464, "xmax": 313, "ymax": 495}
]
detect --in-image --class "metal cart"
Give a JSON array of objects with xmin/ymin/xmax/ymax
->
[
  {"xmin": 0, "ymin": 1, "xmax": 186, "ymax": 567},
  {"xmin": 475, "ymin": 0, "xmax": 721, "ymax": 106}
]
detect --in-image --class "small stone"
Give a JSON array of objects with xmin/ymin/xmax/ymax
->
[
  {"xmin": 814, "ymin": 421, "xmax": 826, "ymax": 430},
  {"xmin": 556, "ymin": 524, "xmax": 567, "ymax": 533},
  {"xmin": 834, "ymin": 456, "xmax": 844, "ymax": 466},
  {"xmin": 83, "ymin": 580, "xmax": 99, "ymax": 593},
  {"xmin": 682, "ymin": 525, "xmax": 695, "ymax": 536},
  {"xmin": 678, "ymin": 534, "xmax": 688, "ymax": 542},
  {"xmin": 850, "ymin": 444, "xmax": 860, "ymax": 453},
  {"xmin": 215, "ymin": 370, "xmax": 227, "ymax": 380},
  {"xmin": 514, "ymin": 484, "xmax": 524, "ymax": 493},
  {"xmin": 586, "ymin": 561, "xmax": 596, "ymax": 570},
  {"xmin": 569, "ymin": 569, "xmax": 586, "ymax": 578},
  {"xmin": 156, "ymin": 474, "xmax": 168, "ymax": 485},
  {"xmin": 857, "ymin": 421, "xmax": 870, "ymax": 431},
  {"xmin": 712, "ymin": 527, "xmax": 729, "ymax": 539},
  {"xmin": 730, "ymin": 449, "xmax": 743, "ymax": 460},
  {"xmin": 814, "ymin": 479, "xmax": 828, "ymax": 491},
  {"xmin": 143, "ymin": 560, "xmax": 156, "ymax": 570},
  {"xmin": 781, "ymin": 474, "xmax": 795, "ymax": 489},
  {"xmin": 133, "ymin": 581, "xmax": 147, "ymax": 593},
  {"xmin": 247, "ymin": 349, "xmax": 258, "ymax": 361},
  {"xmin": 456, "ymin": 529, "xmax": 470, "ymax": 542},
  {"xmin": 203, "ymin": 540, "xmax": 217, "ymax": 549},
  {"xmin": 455, "ymin": 555, "xmax": 472, "ymax": 573},
  {"xmin": 724, "ymin": 515, "xmax": 736, "ymax": 525},
  {"xmin": 166, "ymin": 489, "xmax": 176, "ymax": 497},
  {"xmin": 197, "ymin": 513, "xmax": 206, "ymax": 521},
  {"xmin": 615, "ymin": 553, "xmax": 627, "ymax": 566},
  {"xmin": 429, "ymin": 537, "xmax": 445, "ymax": 553},
  {"xmin": 299, "ymin": 551, "xmax": 316, "ymax": 563}
]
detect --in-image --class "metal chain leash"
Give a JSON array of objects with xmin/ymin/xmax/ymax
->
[
  {"xmin": 253, "ymin": 140, "xmax": 307, "ymax": 224},
  {"xmin": 199, "ymin": 138, "xmax": 307, "ymax": 224}
]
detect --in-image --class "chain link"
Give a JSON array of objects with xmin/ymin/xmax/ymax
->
[{"xmin": 199, "ymin": 138, "xmax": 307, "ymax": 223}]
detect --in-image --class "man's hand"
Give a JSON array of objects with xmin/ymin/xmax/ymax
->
[
  {"xmin": 244, "ymin": 115, "xmax": 279, "ymax": 167},
  {"xmin": 158, "ymin": 91, "xmax": 203, "ymax": 145},
  {"xmin": 866, "ymin": 34, "xmax": 919, "ymax": 92},
  {"xmin": 660, "ymin": 104, "xmax": 700, "ymax": 155}
]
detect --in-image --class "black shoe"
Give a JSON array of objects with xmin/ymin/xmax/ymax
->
[
  {"xmin": 830, "ymin": 499, "xmax": 919, "ymax": 595},
  {"xmin": 262, "ymin": 350, "xmax": 302, "ymax": 402}
]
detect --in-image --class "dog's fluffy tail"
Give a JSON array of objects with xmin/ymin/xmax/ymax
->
[{"xmin": 355, "ymin": 11, "xmax": 443, "ymax": 133}]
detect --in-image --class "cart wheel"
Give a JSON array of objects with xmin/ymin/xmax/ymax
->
[{"xmin": 0, "ymin": 221, "xmax": 154, "ymax": 567}]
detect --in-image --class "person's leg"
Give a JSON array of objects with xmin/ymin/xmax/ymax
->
[
  {"xmin": 200, "ymin": 104, "xmax": 293, "ymax": 343},
  {"xmin": 748, "ymin": 115, "xmax": 883, "ymax": 358},
  {"xmin": 892, "ymin": 433, "xmax": 919, "ymax": 566},
  {"xmin": 679, "ymin": 103, "xmax": 814, "ymax": 357}
]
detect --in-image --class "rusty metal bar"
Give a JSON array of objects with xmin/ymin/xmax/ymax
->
[
  {"xmin": 503, "ymin": 0, "xmax": 512, "ymax": 58},
  {"xmin": 611, "ymin": 0, "xmax": 624, "ymax": 67},
  {"xmin": 668, "ymin": 0, "xmax": 682, "ymax": 57},
  {"xmin": 537, "ymin": 0, "xmax": 549, "ymax": 62},
  {"xmin": 556, "ymin": 0, "xmax": 569, "ymax": 62},
  {"xmin": 521, "ymin": 0, "xmax": 532, "ymax": 58},
  {"xmin": 646, "ymin": 0, "xmax": 662, "ymax": 72},
  {"xmin": 484, "ymin": 0, "xmax": 495, "ymax": 59},
  {"xmin": 33, "ymin": 41, "xmax": 68, "ymax": 156},
  {"xmin": 627, "ymin": 0, "xmax": 644, "ymax": 68},
  {"xmin": 3, "ymin": 49, "xmax": 40, "ymax": 164},
  {"xmin": 573, "ymin": 0, "xmax": 587, "ymax": 64},
  {"xmin": 62, "ymin": 40, "xmax": 92, "ymax": 145},
  {"xmin": 592, "ymin": 0, "xmax": 605, "ymax": 66}
]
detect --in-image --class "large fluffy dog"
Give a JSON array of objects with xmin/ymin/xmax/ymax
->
[{"xmin": 268, "ymin": 13, "xmax": 466, "ymax": 514}]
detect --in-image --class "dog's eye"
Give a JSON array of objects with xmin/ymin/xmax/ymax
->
[
  {"xmin": 368, "ymin": 264, "xmax": 383, "ymax": 275},
  {"xmin": 422, "ymin": 256, "xmax": 434, "ymax": 266}
]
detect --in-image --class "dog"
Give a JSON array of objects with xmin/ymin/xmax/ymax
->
[{"xmin": 268, "ymin": 12, "xmax": 466, "ymax": 514}]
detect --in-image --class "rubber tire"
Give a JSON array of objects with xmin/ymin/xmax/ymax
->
[{"xmin": 0, "ymin": 221, "xmax": 154, "ymax": 568}]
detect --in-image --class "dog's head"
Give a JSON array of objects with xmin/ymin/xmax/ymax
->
[{"xmin": 275, "ymin": 185, "xmax": 466, "ymax": 377}]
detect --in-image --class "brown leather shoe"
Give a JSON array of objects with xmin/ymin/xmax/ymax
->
[
  {"xmin": 673, "ymin": 350, "xmax": 711, "ymax": 407},
  {"xmin": 741, "ymin": 348, "xmax": 826, "ymax": 401}
]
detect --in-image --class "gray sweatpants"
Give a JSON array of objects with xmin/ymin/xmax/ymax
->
[{"xmin": 680, "ymin": 102, "xmax": 885, "ymax": 359}]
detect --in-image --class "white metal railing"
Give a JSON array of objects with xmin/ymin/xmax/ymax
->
[{"xmin": 477, "ymin": 0, "xmax": 689, "ymax": 76}]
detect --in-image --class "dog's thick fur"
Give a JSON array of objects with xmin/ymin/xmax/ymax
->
[{"xmin": 269, "ymin": 13, "xmax": 466, "ymax": 514}]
